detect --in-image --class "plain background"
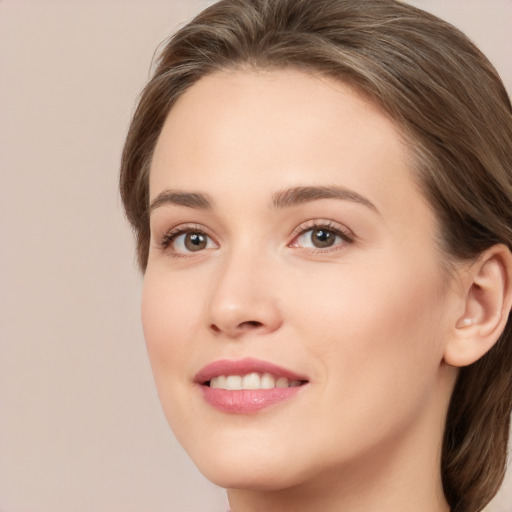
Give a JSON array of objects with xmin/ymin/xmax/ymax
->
[{"xmin": 1, "ymin": 1, "xmax": 511, "ymax": 511}]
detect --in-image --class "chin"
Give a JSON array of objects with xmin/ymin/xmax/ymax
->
[
  {"xmin": 181, "ymin": 433, "xmax": 311, "ymax": 491},
  {"xmin": 197, "ymin": 458, "xmax": 306, "ymax": 491}
]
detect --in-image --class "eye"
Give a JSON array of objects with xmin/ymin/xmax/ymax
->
[
  {"xmin": 290, "ymin": 222, "xmax": 353, "ymax": 251},
  {"xmin": 295, "ymin": 228, "xmax": 341, "ymax": 249},
  {"xmin": 160, "ymin": 227, "xmax": 217, "ymax": 254}
]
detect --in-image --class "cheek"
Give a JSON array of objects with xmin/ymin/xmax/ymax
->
[
  {"xmin": 268, "ymin": 261, "xmax": 450, "ymax": 470},
  {"xmin": 289, "ymin": 258, "xmax": 446, "ymax": 351},
  {"xmin": 141, "ymin": 270, "xmax": 202, "ymax": 383},
  {"xmin": 286, "ymin": 256, "xmax": 448, "ymax": 415},
  {"xmin": 140, "ymin": 268, "xmax": 212, "ymax": 444}
]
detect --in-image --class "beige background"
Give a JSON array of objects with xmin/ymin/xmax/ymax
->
[{"xmin": 1, "ymin": 1, "xmax": 511, "ymax": 511}]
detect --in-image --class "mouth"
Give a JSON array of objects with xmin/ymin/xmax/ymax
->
[{"xmin": 195, "ymin": 357, "xmax": 309, "ymax": 413}]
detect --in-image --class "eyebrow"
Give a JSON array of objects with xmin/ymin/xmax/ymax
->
[
  {"xmin": 149, "ymin": 190, "xmax": 214, "ymax": 212},
  {"xmin": 148, "ymin": 185, "xmax": 377, "ymax": 214},
  {"xmin": 272, "ymin": 186, "xmax": 378, "ymax": 212}
]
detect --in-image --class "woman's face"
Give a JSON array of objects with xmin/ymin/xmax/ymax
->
[{"xmin": 143, "ymin": 69, "xmax": 459, "ymax": 490}]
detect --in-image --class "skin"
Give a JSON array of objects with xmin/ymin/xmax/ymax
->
[{"xmin": 142, "ymin": 69, "xmax": 462, "ymax": 512}]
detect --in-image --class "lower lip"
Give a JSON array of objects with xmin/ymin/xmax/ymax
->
[{"xmin": 200, "ymin": 385, "xmax": 304, "ymax": 413}]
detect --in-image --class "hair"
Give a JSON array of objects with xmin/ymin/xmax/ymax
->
[{"xmin": 119, "ymin": 1, "xmax": 512, "ymax": 510}]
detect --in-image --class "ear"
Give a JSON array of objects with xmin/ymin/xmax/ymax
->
[{"xmin": 444, "ymin": 244, "xmax": 512, "ymax": 367}]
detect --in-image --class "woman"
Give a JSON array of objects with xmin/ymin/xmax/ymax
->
[{"xmin": 119, "ymin": 1, "xmax": 512, "ymax": 511}]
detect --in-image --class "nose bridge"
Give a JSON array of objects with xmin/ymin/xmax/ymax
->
[{"xmin": 207, "ymin": 242, "xmax": 282, "ymax": 337}]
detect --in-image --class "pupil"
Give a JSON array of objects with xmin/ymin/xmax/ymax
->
[
  {"xmin": 312, "ymin": 229, "xmax": 334, "ymax": 248},
  {"xmin": 185, "ymin": 232, "xmax": 207, "ymax": 251}
]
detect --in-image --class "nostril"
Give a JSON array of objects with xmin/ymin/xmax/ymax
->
[
  {"xmin": 240, "ymin": 320, "xmax": 263, "ymax": 329},
  {"xmin": 208, "ymin": 320, "xmax": 262, "ymax": 334},
  {"xmin": 209, "ymin": 320, "xmax": 270, "ymax": 338}
]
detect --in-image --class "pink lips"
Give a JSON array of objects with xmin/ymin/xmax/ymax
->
[{"xmin": 195, "ymin": 357, "xmax": 308, "ymax": 413}]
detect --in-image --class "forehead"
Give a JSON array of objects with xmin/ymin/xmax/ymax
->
[{"xmin": 149, "ymin": 68, "xmax": 423, "ymax": 217}]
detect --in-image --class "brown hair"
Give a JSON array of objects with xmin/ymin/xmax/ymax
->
[{"xmin": 119, "ymin": 1, "xmax": 512, "ymax": 510}]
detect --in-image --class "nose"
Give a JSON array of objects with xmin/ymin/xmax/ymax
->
[{"xmin": 206, "ymin": 251, "xmax": 283, "ymax": 339}]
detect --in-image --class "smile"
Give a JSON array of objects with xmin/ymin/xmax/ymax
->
[{"xmin": 195, "ymin": 358, "xmax": 309, "ymax": 413}]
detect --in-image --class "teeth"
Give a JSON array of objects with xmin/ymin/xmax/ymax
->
[
  {"xmin": 216, "ymin": 375, "xmax": 227, "ymax": 388},
  {"xmin": 275, "ymin": 377, "xmax": 289, "ymax": 388},
  {"xmin": 242, "ymin": 372, "xmax": 260, "ymax": 389},
  {"xmin": 225, "ymin": 375, "xmax": 243, "ymax": 390},
  {"xmin": 260, "ymin": 373, "xmax": 275, "ymax": 389},
  {"xmin": 209, "ymin": 373, "xmax": 302, "ymax": 390}
]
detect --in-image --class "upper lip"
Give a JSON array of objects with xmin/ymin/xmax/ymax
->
[{"xmin": 194, "ymin": 357, "xmax": 309, "ymax": 384}]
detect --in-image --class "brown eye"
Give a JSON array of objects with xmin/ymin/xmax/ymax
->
[
  {"xmin": 184, "ymin": 232, "xmax": 207, "ymax": 251},
  {"xmin": 292, "ymin": 224, "xmax": 351, "ymax": 251},
  {"xmin": 310, "ymin": 229, "xmax": 336, "ymax": 248},
  {"xmin": 168, "ymin": 230, "xmax": 216, "ymax": 253}
]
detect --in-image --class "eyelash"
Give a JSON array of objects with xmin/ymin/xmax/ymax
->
[{"xmin": 158, "ymin": 220, "xmax": 354, "ymax": 256}]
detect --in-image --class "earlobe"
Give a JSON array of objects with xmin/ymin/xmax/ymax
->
[{"xmin": 444, "ymin": 244, "xmax": 512, "ymax": 367}]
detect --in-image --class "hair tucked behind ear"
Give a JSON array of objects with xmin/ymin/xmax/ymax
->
[
  {"xmin": 120, "ymin": 1, "xmax": 512, "ymax": 509},
  {"xmin": 442, "ymin": 329, "xmax": 512, "ymax": 512}
]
